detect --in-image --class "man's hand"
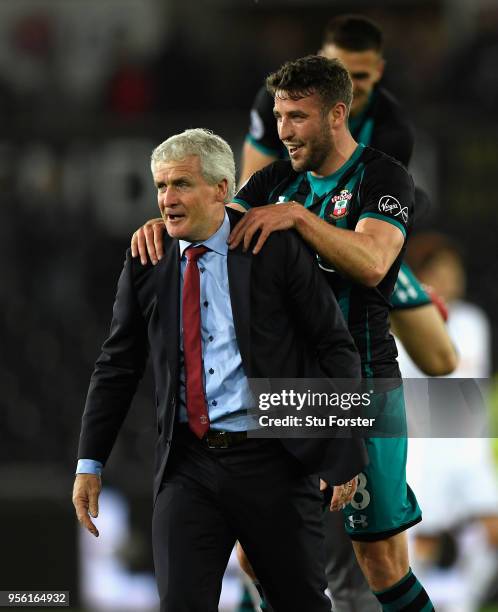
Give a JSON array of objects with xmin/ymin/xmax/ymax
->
[
  {"xmin": 320, "ymin": 476, "xmax": 358, "ymax": 512},
  {"xmin": 72, "ymin": 474, "xmax": 102, "ymax": 537},
  {"xmin": 131, "ymin": 218, "xmax": 165, "ymax": 265},
  {"xmin": 228, "ymin": 203, "xmax": 301, "ymax": 254}
]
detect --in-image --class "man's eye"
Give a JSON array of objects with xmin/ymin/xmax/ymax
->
[{"xmin": 352, "ymin": 73, "xmax": 370, "ymax": 81}]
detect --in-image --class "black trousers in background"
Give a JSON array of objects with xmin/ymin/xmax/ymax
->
[{"xmin": 152, "ymin": 427, "xmax": 331, "ymax": 612}]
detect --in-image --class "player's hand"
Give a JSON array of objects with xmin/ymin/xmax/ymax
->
[
  {"xmin": 131, "ymin": 218, "xmax": 165, "ymax": 265},
  {"xmin": 227, "ymin": 203, "xmax": 300, "ymax": 254},
  {"xmin": 72, "ymin": 474, "xmax": 102, "ymax": 537},
  {"xmin": 321, "ymin": 476, "xmax": 358, "ymax": 512}
]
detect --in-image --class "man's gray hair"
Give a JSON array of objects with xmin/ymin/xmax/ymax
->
[{"xmin": 151, "ymin": 128, "xmax": 236, "ymax": 202}]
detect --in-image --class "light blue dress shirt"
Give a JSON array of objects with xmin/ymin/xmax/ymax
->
[{"xmin": 77, "ymin": 211, "xmax": 254, "ymax": 475}]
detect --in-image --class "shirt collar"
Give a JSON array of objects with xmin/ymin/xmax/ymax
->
[{"xmin": 179, "ymin": 210, "xmax": 229, "ymax": 258}]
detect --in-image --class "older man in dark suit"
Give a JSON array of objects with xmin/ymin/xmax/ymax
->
[{"xmin": 72, "ymin": 128, "xmax": 366, "ymax": 612}]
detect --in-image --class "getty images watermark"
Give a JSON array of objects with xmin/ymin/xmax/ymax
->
[
  {"xmin": 257, "ymin": 389, "xmax": 376, "ymax": 429},
  {"xmin": 246, "ymin": 378, "xmax": 495, "ymax": 438}
]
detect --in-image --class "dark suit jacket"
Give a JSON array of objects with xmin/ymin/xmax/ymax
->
[{"xmin": 78, "ymin": 208, "xmax": 367, "ymax": 501}]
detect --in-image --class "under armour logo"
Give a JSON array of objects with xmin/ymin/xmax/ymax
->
[{"xmin": 348, "ymin": 514, "xmax": 368, "ymax": 529}]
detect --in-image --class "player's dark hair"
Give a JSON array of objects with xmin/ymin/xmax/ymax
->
[
  {"xmin": 322, "ymin": 14, "xmax": 383, "ymax": 53},
  {"xmin": 266, "ymin": 55, "xmax": 353, "ymax": 113}
]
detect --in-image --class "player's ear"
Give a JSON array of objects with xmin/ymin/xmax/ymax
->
[
  {"xmin": 329, "ymin": 102, "xmax": 348, "ymax": 128},
  {"xmin": 375, "ymin": 56, "xmax": 386, "ymax": 82}
]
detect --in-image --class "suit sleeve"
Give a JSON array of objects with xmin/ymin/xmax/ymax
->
[
  {"xmin": 284, "ymin": 234, "xmax": 367, "ymax": 485},
  {"xmin": 284, "ymin": 233, "xmax": 361, "ymax": 379},
  {"xmin": 77, "ymin": 250, "xmax": 149, "ymax": 465}
]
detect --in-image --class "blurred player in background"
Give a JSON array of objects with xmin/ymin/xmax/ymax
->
[
  {"xmin": 400, "ymin": 233, "xmax": 498, "ymax": 612},
  {"xmin": 239, "ymin": 14, "xmax": 414, "ymax": 187}
]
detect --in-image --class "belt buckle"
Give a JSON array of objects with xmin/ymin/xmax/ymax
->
[{"xmin": 206, "ymin": 430, "xmax": 229, "ymax": 449}]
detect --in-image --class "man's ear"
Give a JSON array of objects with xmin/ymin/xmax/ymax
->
[{"xmin": 216, "ymin": 178, "xmax": 229, "ymax": 203}]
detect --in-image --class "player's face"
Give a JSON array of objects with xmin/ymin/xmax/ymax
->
[
  {"xmin": 274, "ymin": 92, "xmax": 334, "ymax": 175},
  {"xmin": 153, "ymin": 156, "xmax": 225, "ymax": 241},
  {"xmin": 321, "ymin": 44, "xmax": 384, "ymax": 116},
  {"xmin": 418, "ymin": 252, "xmax": 466, "ymax": 303}
]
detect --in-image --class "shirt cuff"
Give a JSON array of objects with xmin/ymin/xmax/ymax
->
[{"xmin": 76, "ymin": 459, "xmax": 103, "ymax": 476}]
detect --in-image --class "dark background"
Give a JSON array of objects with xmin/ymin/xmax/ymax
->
[{"xmin": 0, "ymin": 0, "xmax": 497, "ymax": 609}]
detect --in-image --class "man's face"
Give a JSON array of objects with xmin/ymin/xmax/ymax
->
[
  {"xmin": 153, "ymin": 156, "xmax": 225, "ymax": 242},
  {"xmin": 274, "ymin": 91, "xmax": 334, "ymax": 174},
  {"xmin": 321, "ymin": 44, "xmax": 384, "ymax": 116}
]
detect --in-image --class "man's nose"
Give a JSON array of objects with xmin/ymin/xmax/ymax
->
[
  {"xmin": 160, "ymin": 188, "xmax": 178, "ymax": 208},
  {"xmin": 278, "ymin": 117, "xmax": 293, "ymax": 141}
]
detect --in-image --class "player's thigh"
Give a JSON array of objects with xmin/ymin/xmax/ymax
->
[{"xmin": 344, "ymin": 388, "xmax": 421, "ymax": 540}]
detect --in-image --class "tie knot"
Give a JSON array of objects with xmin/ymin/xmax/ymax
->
[{"xmin": 185, "ymin": 245, "xmax": 209, "ymax": 263}]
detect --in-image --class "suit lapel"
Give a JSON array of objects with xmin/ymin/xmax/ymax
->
[
  {"xmin": 227, "ymin": 208, "xmax": 252, "ymax": 373},
  {"xmin": 155, "ymin": 240, "xmax": 180, "ymax": 379}
]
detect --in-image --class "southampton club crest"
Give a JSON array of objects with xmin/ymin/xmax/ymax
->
[{"xmin": 328, "ymin": 189, "xmax": 352, "ymax": 219}]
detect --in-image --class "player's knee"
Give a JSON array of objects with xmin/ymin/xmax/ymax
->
[{"xmin": 355, "ymin": 540, "xmax": 408, "ymax": 589}]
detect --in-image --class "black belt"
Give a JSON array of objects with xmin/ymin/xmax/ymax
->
[
  {"xmin": 176, "ymin": 423, "xmax": 249, "ymax": 448},
  {"xmin": 203, "ymin": 429, "xmax": 248, "ymax": 449}
]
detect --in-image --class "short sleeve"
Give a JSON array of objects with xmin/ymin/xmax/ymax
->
[
  {"xmin": 357, "ymin": 158, "xmax": 414, "ymax": 239},
  {"xmin": 391, "ymin": 262, "xmax": 431, "ymax": 310},
  {"xmin": 233, "ymin": 161, "xmax": 292, "ymax": 210},
  {"xmin": 245, "ymin": 86, "xmax": 285, "ymax": 157}
]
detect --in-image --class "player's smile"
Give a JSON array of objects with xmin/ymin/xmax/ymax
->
[{"xmin": 286, "ymin": 143, "xmax": 305, "ymax": 158}]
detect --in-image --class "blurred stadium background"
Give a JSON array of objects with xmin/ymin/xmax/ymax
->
[{"xmin": 1, "ymin": 0, "xmax": 497, "ymax": 610}]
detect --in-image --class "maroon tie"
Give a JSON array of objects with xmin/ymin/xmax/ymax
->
[{"xmin": 182, "ymin": 245, "xmax": 210, "ymax": 438}]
